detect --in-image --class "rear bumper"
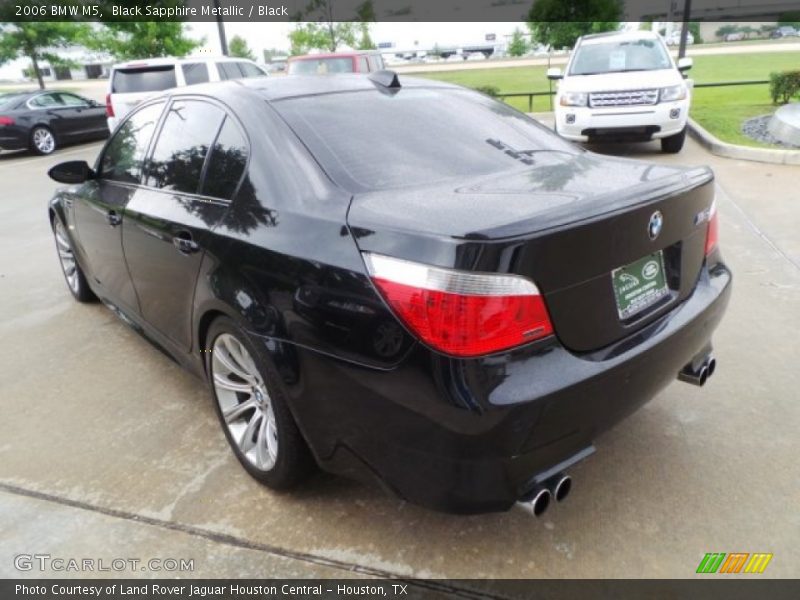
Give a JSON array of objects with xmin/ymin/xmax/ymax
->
[
  {"xmin": 265, "ymin": 261, "xmax": 731, "ymax": 514},
  {"xmin": 555, "ymin": 99, "xmax": 689, "ymax": 142}
]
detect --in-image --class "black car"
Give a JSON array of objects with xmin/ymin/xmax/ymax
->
[
  {"xmin": 0, "ymin": 90, "xmax": 108, "ymax": 155},
  {"xmin": 47, "ymin": 73, "xmax": 731, "ymax": 516}
]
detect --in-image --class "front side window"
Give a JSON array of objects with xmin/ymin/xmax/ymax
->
[
  {"xmin": 100, "ymin": 102, "xmax": 165, "ymax": 184},
  {"xmin": 56, "ymin": 93, "xmax": 90, "ymax": 107},
  {"xmin": 569, "ymin": 38, "xmax": 671, "ymax": 76},
  {"xmin": 182, "ymin": 62, "xmax": 210, "ymax": 85},
  {"xmin": 358, "ymin": 57, "xmax": 369, "ymax": 72},
  {"xmin": 238, "ymin": 62, "xmax": 265, "ymax": 78},
  {"xmin": 146, "ymin": 100, "xmax": 226, "ymax": 194},
  {"xmin": 29, "ymin": 93, "xmax": 63, "ymax": 108},
  {"xmin": 217, "ymin": 62, "xmax": 243, "ymax": 81},
  {"xmin": 200, "ymin": 117, "xmax": 248, "ymax": 201},
  {"xmin": 368, "ymin": 55, "xmax": 384, "ymax": 71}
]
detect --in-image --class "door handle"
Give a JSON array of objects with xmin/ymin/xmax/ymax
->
[
  {"xmin": 106, "ymin": 210, "xmax": 122, "ymax": 227},
  {"xmin": 173, "ymin": 231, "xmax": 200, "ymax": 255}
]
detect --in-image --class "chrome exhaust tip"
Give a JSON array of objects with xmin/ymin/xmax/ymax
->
[
  {"xmin": 678, "ymin": 355, "xmax": 714, "ymax": 387},
  {"xmin": 516, "ymin": 487, "xmax": 551, "ymax": 517},
  {"xmin": 550, "ymin": 474, "xmax": 572, "ymax": 502}
]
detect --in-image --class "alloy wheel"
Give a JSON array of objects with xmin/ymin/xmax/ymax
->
[
  {"xmin": 54, "ymin": 220, "xmax": 79, "ymax": 293},
  {"xmin": 211, "ymin": 333, "xmax": 278, "ymax": 471},
  {"xmin": 33, "ymin": 128, "xmax": 55, "ymax": 154}
]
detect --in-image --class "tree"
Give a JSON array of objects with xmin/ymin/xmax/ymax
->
[
  {"xmin": 507, "ymin": 28, "xmax": 530, "ymax": 57},
  {"xmin": 739, "ymin": 25, "xmax": 756, "ymax": 39},
  {"xmin": 289, "ymin": 22, "xmax": 358, "ymax": 54},
  {"xmin": 715, "ymin": 24, "xmax": 739, "ymax": 39},
  {"xmin": 289, "ymin": 0, "xmax": 375, "ymax": 53},
  {"xmin": 777, "ymin": 11, "xmax": 800, "ymax": 28},
  {"xmin": 0, "ymin": 23, "xmax": 88, "ymax": 89},
  {"xmin": 84, "ymin": 22, "xmax": 200, "ymax": 60},
  {"xmin": 229, "ymin": 35, "xmax": 256, "ymax": 60},
  {"xmin": 688, "ymin": 22, "xmax": 703, "ymax": 44},
  {"xmin": 527, "ymin": 0, "xmax": 622, "ymax": 49}
]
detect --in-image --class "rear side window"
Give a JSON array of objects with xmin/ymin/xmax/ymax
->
[
  {"xmin": 146, "ymin": 100, "xmax": 226, "ymax": 194},
  {"xmin": 276, "ymin": 88, "xmax": 576, "ymax": 191},
  {"xmin": 101, "ymin": 102, "xmax": 165, "ymax": 184},
  {"xmin": 200, "ymin": 117, "xmax": 248, "ymax": 200},
  {"xmin": 182, "ymin": 63, "xmax": 210, "ymax": 85},
  {"xmin": 112, "ymin": 66, "xmax": 177, "ymax": 93},
  {"xmin": 217, "ymin": 62, "xmax": 243, "ymax": 80}
]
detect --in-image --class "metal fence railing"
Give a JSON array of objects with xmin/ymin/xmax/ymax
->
[{"xmin": 496, "ymin": 80, "xmax": 771, "ymax": 112}]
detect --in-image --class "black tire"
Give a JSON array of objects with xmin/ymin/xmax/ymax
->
[
  {"xmin": 30, "ymin": 125, "xmax": 57, "ymax": 155},
  {"xmin": 206, "ymin": 316, "xmax": 314, "ymax": 489},
  {"xmin": 52, "ymin": 217, "xmax": 96, "ymax": 303},
  {"xmin": 661, "ymin": 127, "xmax": 686, "ymax": 154}
]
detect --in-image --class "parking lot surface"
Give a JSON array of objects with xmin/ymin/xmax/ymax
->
[{"xmin": 0, "ymin": 132, "xmax": 798, "ymax": 582}]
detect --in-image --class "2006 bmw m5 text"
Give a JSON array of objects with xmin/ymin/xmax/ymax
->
[{"xmin": 47, "ymin": 72, "xmax": 731, "ymax": 515}]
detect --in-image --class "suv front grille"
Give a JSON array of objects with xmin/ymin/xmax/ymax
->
[{"xmin": 589, "ymin": 89, "xmax": 659, "ymax": 108}]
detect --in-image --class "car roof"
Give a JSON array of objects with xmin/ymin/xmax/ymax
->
[
  {"xmin": 579, "ymin": 30, "xmax": 660, "ymax": 45},
  {"xmin": 235, "ymin": 73, "xmax": 457, "ymax": 101},
  {"xmin": 113, "ymin": 56, "xmax": 255, "ymax": 69}
]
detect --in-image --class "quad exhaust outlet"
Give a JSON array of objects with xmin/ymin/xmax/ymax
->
[
  {"xmin": 678, "ymin": 355, "xmax": 717, "ymax": 387},
  {"xmin": 516, "ymin": 472, "xmax": 572, "ymax": 517}
]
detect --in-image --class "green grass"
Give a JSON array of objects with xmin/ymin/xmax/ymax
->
[{"xmin": 414, "ymin": 51, "xmax": 799, "ymax": 146}]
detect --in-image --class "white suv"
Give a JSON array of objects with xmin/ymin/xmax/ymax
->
[
  {"xmin": 105, "ymin": 56, "xmax": 268, "ymax": 131},
  {"xmin": 548, "ymin": 31, "xmax": 693, "ymax": 153}
]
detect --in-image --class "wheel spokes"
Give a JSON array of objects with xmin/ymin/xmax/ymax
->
[
  {"xmin": 222, "ymin": 398, "xmax": 257, "ymax": 424},
  {"xmin": 212, "ymin": 372, "xmax": 253, "ymax": 394}
]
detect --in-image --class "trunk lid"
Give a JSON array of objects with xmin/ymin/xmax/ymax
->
[{"xmin": 348, "ymin": 151, "xmax": 715, "ymax": 353}]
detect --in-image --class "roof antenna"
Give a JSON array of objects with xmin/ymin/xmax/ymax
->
[{"xmin": 368, "ymin": 70, "xmax": 401, "ymax": 91}]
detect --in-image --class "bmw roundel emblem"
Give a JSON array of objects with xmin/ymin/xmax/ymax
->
[{"xmin": 648, "ymin": 211, "xmax": 664, "ymax": 241}]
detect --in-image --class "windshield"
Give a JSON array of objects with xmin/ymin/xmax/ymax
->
[
  {"xmin": 569, "ymin": 38, "xmax": 671, "ymax": 76},
  {"xmin": 288, "ymin": 58, "xmax": 354, "ymax": 75},
  {"xmin": 275, "ymin": 88, "xmax": 577, "ymax": 191}
]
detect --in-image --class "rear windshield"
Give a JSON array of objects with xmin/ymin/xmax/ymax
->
[
  {"xmin": 275, "ymin": 88, "xmax": 576, "ymax": 191},
  {"xmin": 288, "ymin": 58, "xmax": 354, "ymax": 75},
  {"xmin": 112, "ymin": 66, "xmax": 177, "ymax": 93}
]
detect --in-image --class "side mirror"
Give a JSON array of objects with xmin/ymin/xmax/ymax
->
[
  {"xmin": 546, "ymin": 67, "xmax": 563, "ymax": 80},
  {"xmin": 677, "ymin": 57, "xmax": 693, "ymax": 72},
  {"xmin": 48, "ymin": 160, "xmax": 94, "ymax": 184}
]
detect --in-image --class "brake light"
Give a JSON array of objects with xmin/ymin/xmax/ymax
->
[
  {"xmin": 704, "ymin": 200, "xmax": 719, "ymax": 255},
  {"xmin": 105, "ymin": 93, "xmax": 114, "ymax": 118},
  {"xmin": 0, "ymin": 116, "xmax": 14, "ymax": 126},
  {"xmin": 364, "ymin": 253, "xmax": 554, "ymax": 357}
]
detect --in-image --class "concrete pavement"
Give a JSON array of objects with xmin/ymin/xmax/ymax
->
[{"xmin": 0, "ymin": 133, "xmax": 798, "ymax": 581}]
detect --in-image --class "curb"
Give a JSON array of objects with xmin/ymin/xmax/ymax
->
[{"xmin": 687, "ymin": 118, "xmax": 800, "ymax": 166}]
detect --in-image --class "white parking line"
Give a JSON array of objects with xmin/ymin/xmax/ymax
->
[{"xmin": 0, "ymin": 143, "xmax": 105, "ymax": 168}]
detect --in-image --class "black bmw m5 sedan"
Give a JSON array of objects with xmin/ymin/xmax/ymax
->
[{"xmin": 47, "ymin": 72, "xmax": 731, "ymax": 515}]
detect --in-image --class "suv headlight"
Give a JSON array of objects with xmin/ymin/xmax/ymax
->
[
  {"xmin": 559, "ymin": 92, "xmax": 588, "ymax": 107},
  {"xmin": 660, "ymin": 84, "xmax": 687, "ymax": 102}
]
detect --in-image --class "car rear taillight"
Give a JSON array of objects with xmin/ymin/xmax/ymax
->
[
  {"xmin": 705, "ymin": 200, "xmax": 719, "ymax": 255},
  {"xmin": 0, "ymin": 116, "xmax": 14, "ymax": 126},
  {"xmin": 364, "ymin": 253, "xmax": 554, "ymax": 357},
  {"xmin": 105, "ymin": 93, "xmax": 114, "ymax": 118}
]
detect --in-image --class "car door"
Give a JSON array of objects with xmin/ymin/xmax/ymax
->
[
  {"xmin": 55, "ymin": 92, "xmax": 106, "ymax": 139},
  {"xmin": 71, "ymin": 100, "xmax": 166, "ymax": 312},
  {"xmin": 122, "ymin": 98, "xmax": 246, "ymax": 351},
  {"xmin": 27, "ymin": 92, "xmax": 70, "ymax": 138}
]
